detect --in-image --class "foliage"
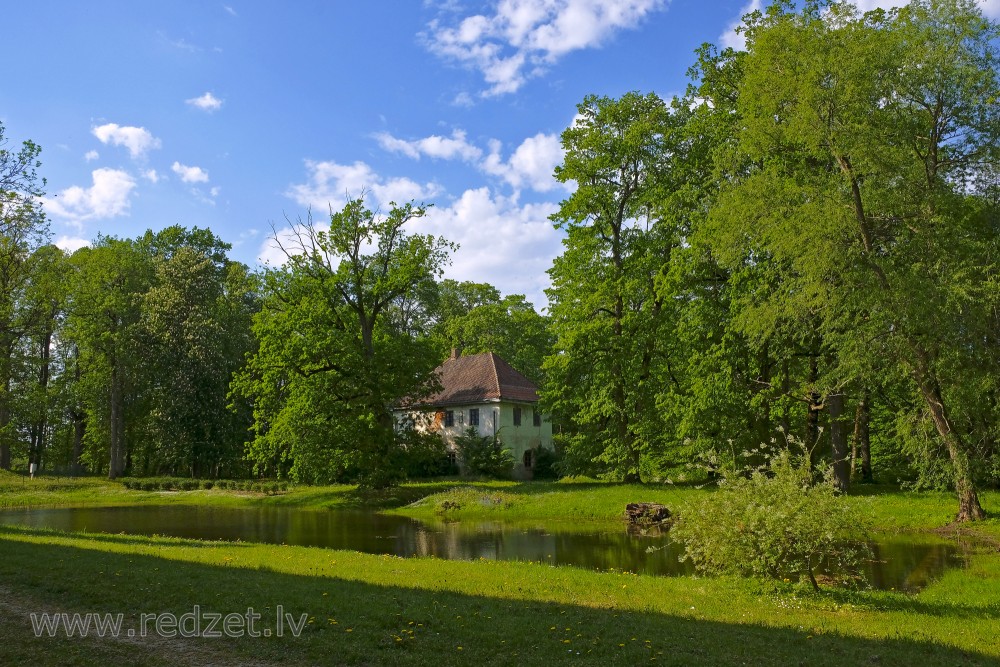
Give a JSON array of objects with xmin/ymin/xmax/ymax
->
[
  {"xmin": 397, "ymin": 427, "xmax": 456, "ymax": 479},
  {"xmin": 543, "ymin": 91, "xmax": 683, "ymax": 482},
  {"xmin": 673, "ymin": 446, "xmax": 872, "ymax": 590},
  {"xmin": 454, "ymin": 427, "xmax": 513, "ymax": 479},
  {"xmin": 232, "ymin": 197, "xmax": 454, "ymax": 487},
  {"xmin": 530, "ymin": 445, "xmax": 562, "ymax": 480}
]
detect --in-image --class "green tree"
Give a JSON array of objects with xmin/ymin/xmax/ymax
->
[
  {"xmin": 544, "ymin": 92, "xmax": 683, "ymax": 482},
  {"xmin": 440, "ymin": 293, "xmax": 552, "ymax": 384},
  {"xmin": 0, "ymin": 122, "xmax": 49, "ymax": 469},
  {"xmin": 234, "ymin": 198, "xmax": 454, "ymax": 487},
  {"xmin": 140, "ymin": 236, "xmax": 256, "ymax": 477},
  {"xmin": 706, "ymin": 0, "xmax": 1000, "ymax": 519},
  {"xmin": 64, "ymin": 238, "xmax": 153, "ymax": 478}
]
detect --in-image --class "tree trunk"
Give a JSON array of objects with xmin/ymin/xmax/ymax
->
[
  {"xmin": 108, "ymin": 361, "xmax": 126, "ymax": 479},
  {"xmin": 829, "ymin": 392, "xmax": 850, "ymax": 491},
  {"xmin": 72, "ymin": 411, "xmax": 86, "ymax": 475},
  {"xmin": 806, "ymin": 354, "xmax": 821, "ymax": 460},
  {"xmin": 852, "ymin": 390, "xmax": 872, "ymax": 483},
  {"xmin": 915, "ymin": 371, "xmax": 985, "ymax": 521}
]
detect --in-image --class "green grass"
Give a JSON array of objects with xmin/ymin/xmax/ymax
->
[
  {"xmin": 2, "ymin": 473, "xmax": 1000, "ymax": 664},
  {"xmin": 0, "ymin": 524, "xmax": 998, "ymax": 666}
]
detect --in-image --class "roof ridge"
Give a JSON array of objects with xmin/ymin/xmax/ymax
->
[{"xmin": 489, "ymin": 351, "xmax": 501, "ymax": 398}]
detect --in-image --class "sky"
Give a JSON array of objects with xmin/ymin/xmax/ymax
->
[{"xmin": 4, "ymin": 0, "xmax": 998, "ymax": 309}]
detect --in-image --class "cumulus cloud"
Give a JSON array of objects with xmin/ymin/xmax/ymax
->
[
  {"xmin": 376, "ymin": 128, "xmax": 565, "ymax": 192},
  {"xmin": 481, "ymin": 132, "xmax": 565, "ymax": 192},
  {"xmin": 171, "ymin": 162, "xmax": 210, "ymax": 183},
  {"xmin": 41, "ymin": 168, "xmax": 137, "ymax": 223},
  {"xmin": 416, "ymin": 188, "xmax": 561, "ymax": 306},
  {"xmin": 286, "ymin": 159, "xmax": 441, "ymax": 212},
  {"xmin": 142, "ymin": 169, "xmax": 160, "ymax": 183},
  {"xmin": 376, "ymin": 129, "xmax": 483, "ymax": 162},
  {"xmin": 718, "ymin": 0, "xmax": 761, "ymax": 51},
  {"xmin": 186, "ymin": 92, "xmax": 224, "ymax": 112},
  {"xmin": 268, "ymin": 180, "xmax": 561, "ymax": 306},
  {"xmin": 84, "ymin": 150, "xmax": 99, "ymax": 162},
  {"xmin": 92, "ymin": 123, "xmax": 161, "ymax": 159},
  {"xmin": 424, "ymin": 0, "xmax": 666, "ymax": 96},
  {"xmin": 54, "ymin": 236, "xmax": 91, "ymax": 253}
]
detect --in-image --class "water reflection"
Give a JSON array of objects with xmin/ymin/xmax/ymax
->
[{"xmin": 0, "ymin": 506, "xmax": 961, "ymax": 591}]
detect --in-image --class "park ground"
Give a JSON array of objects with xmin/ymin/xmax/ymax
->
[{"xmin": 1, "ymin": 471, "xmax": 999, "ymax": 666}]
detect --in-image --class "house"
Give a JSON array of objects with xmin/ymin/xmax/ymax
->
[{"xmin": 397, "ymin": 349, "xmax": 553, "ymax": 479}]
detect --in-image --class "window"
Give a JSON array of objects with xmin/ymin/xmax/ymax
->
[
  {"xmin": 469, "ymin": 408, "xmax": 479, "ymax": 426},
  {"xmin": 513, "ymin": 406, "xmax": 521, "ymax": 426},
  {"xmin": 533, "ymin": 410, "xmax": 541, "ymax": 427},
  {"xmin": 444, "ymin": 410, "xmax": 454, "ymax": 427},
  {"xmin": 523, "ymin": 450, "xmax": 534, "ymax": 468}
]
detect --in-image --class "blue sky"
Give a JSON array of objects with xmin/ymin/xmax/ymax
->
[{"xmin": 4, "ymin": 0, "xmax": 997, "ymax": 307}]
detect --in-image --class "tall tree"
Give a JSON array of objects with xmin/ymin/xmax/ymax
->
[
  {"xmin": 234, "ymin": 198, "xmax": 454, "ymax": 486},
  {"xmin": 544, "ymin": 92, "xmax": 682, "ymax": 482},
  {"xmin": 0, "ymin": 122, "xmax": 49, "ymax": 469},
  {"xmin": 707, "ymin": 0, "xmax": 1000, "ymax": 519}
]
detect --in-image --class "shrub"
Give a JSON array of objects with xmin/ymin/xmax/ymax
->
[
  {"xmin": 454, "ymin": 427, "xmax": 513, "ymax": 479},
  {"xmin": 531, "ymin": 447, "xmax": 562, "ymax": 480},
  {"xmin": 201, "ymin": 480, "xmax": 214, "ymax": 490},
  {"xmin": 672, "ymin": 446, "xmax": 871, "ymax": 591},
  {"xmin": 398, "ymin": 428, "xmax": 456, "ymax": 478}
]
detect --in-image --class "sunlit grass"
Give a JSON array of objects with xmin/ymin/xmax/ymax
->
[{"xmin": 0, "ymin": 524, "xmax": 998, "ymax": 666}]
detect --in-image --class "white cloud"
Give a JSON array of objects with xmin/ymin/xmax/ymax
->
[
  {"xmin": 171, "ymin": 162, "xmax": 210, "ymax": 183},
  {"xmin": 54, "ymin": 236, "xmax": 91, "ymax": 253},
  {"xmin": 286, "ymin": 159, "xmax": 441, "ymax": 212},
  {"xmin": 84, "ymin": 150, "xmax": 99, "ymax": 162},
  {"xmin": 416, "ymin": 187, "xmax": 561, "ymax": 307},
  {"xmin": 186, "ymin": 92, "xmax": 224, "ymax": 112},
  {"xmin": 375, "ymin": 127, "xmax": 565, "ymax": 192},
  {"xmin": 92, "ymin": 123, "xmax": 161, "ymax": 159},
  {"xmin": 376, "ymin": 129, "xmax": 483, "ymax": 162},
  {"xmin": 210, "ymin": 186, "xmax": 221, "ymax": 197},
  {"xmin": 224, "ymin": 5, "xmax": 237, "ymax": 16},
  {"xmin": 718, "ymin": 0, "xmax": 761, "ymax": 51},
  {"xmin": 424, "ymin": 0, "xmax": 666, "ymax": 96},
  {"xmin": 481, "ymin": 132, "xmax": 565, "ymax": 192},
  {"xmin": 41, "ymin": 168, "xmax": 137, "ymax": 223},
  {"xmin": 142, "ymin": 169, "xmax": 160, "ymax": 183},
  {"xmin": 268, "ymin": 181, "xmax": 560, "ymax": 306}
]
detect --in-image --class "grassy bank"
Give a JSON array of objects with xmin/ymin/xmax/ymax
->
[
  {"xmin": 4, "ymin": 469, "xmax": 999, "ymax": 537},
  {"xmin": 1, "ymin": 524, "xmax": 999, "ymax": 666}
]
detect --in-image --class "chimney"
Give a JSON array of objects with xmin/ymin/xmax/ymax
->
[{"xmin": 449, "ymin": 346, "xmax": 462, "ymax": 360}]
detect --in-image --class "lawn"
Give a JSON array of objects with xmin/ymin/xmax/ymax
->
[{"xmin": 1, "ymin": 471, "xmax": 999, "ymax": 665}]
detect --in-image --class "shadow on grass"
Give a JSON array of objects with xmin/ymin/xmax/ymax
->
[{"xmin": 0, "ymin": 528, "xmax": 996, "ymax": 666}]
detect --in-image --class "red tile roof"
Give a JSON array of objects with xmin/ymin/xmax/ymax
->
[{"xmin": 414, "ymin": 351, "xmax": 539, "ymax": 407}]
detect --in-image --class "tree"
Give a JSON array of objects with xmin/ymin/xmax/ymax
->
[
  {"xmin": 543, "ymin": 92, "xmax": 683, "ymax": 481},
  {"xmin": 0, "ymin": 122, "xmax": 49, "ymax": 469},
  {"xmin": 234, "ymin": 198, "xmax": 454, "ymax": 487},
  {"xmin": 706, "ymin": 0, "xmax": 1000, "ymax": 519},
  {"xmin": 140, "ymin": 234, "xmax": 256, "ymax": 477},
  {"xmin": 64, "ymin": 238, "xmax": 152, "ymax": 478},
  {"xmin": 437, "ymin": 291, "xmax": 552, "ymax": 385}
]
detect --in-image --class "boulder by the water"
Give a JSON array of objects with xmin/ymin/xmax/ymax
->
[{"xmin": 625, "ymin": 502, "xmax": 672, "ymax": 525}]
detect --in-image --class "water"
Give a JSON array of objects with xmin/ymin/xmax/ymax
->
[{"xmin": 0, "ymin": 505, "xmax": 962, "ymax": 591}]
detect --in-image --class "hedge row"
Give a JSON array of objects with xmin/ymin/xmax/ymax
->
[{"xmin": 119, "ymin": 477, "xmax": 289, "ymax": 494}]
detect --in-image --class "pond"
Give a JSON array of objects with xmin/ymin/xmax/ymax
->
[{"xmin": 0, "ymin": 505, "xmax": 963, "ymax": 591}]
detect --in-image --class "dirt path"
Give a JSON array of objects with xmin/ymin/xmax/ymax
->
[{"xmin": 0, "ymin": 586, "xmax": 281, "ymax": 667}]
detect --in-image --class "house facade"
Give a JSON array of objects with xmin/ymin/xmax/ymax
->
[{"xmin": 397, "ymin": 350, "xmax": 553, "ymax": 479}]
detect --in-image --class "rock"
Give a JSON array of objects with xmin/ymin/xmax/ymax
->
[{"xmin": 625, "ymin": 502, "xmax": 672, "ymax": 525}]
